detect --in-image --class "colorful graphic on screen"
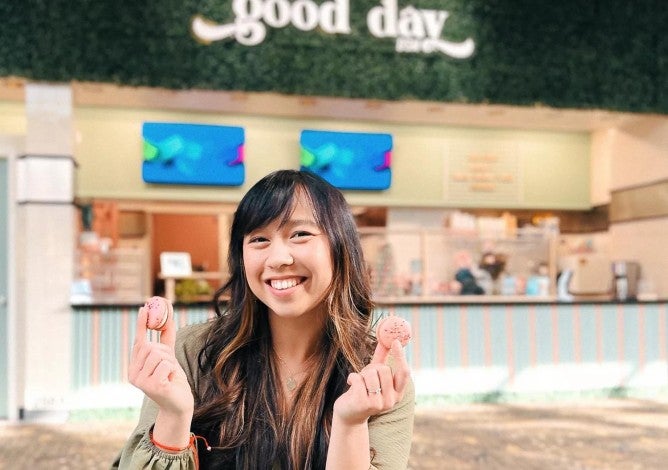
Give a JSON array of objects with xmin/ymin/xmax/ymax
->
[
  {"xmin": 142, "ymin": 122, "xmax": 245, "ymax": 186},
  {"xmin": 300, "ymin": 129, "xmax": 392, "ymax": 190}
]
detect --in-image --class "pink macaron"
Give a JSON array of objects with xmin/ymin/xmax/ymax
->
[
  {"xmin": 144, "ymin": 296, "xmax": 173, "ymax": 331},
  {"xmin": 376, "ymin": 316, "xmax": 412, "ymax": 349}
]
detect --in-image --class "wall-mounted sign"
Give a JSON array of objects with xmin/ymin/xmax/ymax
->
[
  {"xmin": 444, "ymin": 140, "xmax": 522, "ymax": 206},
  {"xmin": 142, "ymin": 122, "xmax": 245, "ymax": 186},
  {"xmin": 300, "ymin": 129, "xmax": 392, "ymax": 190},
  {"xmin": 191, "ymin": 0, "xmax": 475, "ymax": 58}
]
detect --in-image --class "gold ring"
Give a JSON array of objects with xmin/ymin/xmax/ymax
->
[{"xmin": 367, "ymin": 387, "xmax": 382, "ymax": 394}]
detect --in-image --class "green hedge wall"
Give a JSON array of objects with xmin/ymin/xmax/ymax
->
[{"xmin": 1, "ymin": 0, "xmax": 665, "ymax": 114}]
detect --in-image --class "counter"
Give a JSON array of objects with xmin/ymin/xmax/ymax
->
[
  {"xmin": 70, "ymin": 298, "xmax": 668, "ymax": 409},
  {"xmin": 374, "ymin": 295, "xmax": 558, "ymax": 304}
]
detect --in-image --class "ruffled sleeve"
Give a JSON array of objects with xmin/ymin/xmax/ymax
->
[
  {"xmin": 117, "ymin": 419, "xmax": 198, "ymax": 469},
  {"xmin": 111, "ymin": 322, "xmax": 212, "ymax": 470},
  {"xmin": 368, "ymin": 379, "xmax": 416, "ymax": 470}
]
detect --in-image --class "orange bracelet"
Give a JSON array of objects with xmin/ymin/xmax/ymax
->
[
  {"xmin": 150, "ymin": 431, "xmax": 195, "ymax": 453},
  {"xmin": 149, "ymin": 429, "xmax": 211, "ymax": 470}
]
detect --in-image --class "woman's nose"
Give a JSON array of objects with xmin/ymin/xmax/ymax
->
[{"xmin": 267, "ymin": 244, "xmax": 294, "ymax": 268}]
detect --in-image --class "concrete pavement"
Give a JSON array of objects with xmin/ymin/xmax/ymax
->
[{"xmin": 2, "ymin": 398, "xmax": 668, "ymax": 469}]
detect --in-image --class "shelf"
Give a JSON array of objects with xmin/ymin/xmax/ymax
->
[
  {"xmin": 374, "ymin": 295, "xmax": 557, "ymax": 305},
  {"xmin": 158, "ymin": 271, "xmax": 225, "ymax": 303}
]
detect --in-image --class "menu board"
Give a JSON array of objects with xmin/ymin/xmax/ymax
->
[{"xmin": 443, "ymin": 140, "xmax": 522, "ymax": 206}]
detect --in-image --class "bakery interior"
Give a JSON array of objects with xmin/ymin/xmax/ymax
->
[{"xmin": 1, "ymin": 1, "xmax": 667, "ymax": 425}]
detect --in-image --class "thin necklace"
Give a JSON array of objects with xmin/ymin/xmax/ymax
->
[{"xmin": 273, "ymin": 349, "xmax": 317, "ymax": 393}]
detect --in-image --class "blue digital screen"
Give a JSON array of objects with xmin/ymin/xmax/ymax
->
[
  {"xmin": 142, "ymin": 122, "xmax": 245, "ymax": 186},
  {"xmin": 300, "ymin": 129, "xmax": 392, "ymax": 190}
]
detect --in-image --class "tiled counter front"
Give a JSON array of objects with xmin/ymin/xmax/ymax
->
[
  {"xmin": 72, "ymin": 301, "xmax": 668, "ymax": 409},
  {"xmin": 378, "ymin": 301, "xmax": 668, "ymax": 400},
  {"xmin": 71, "ymin": 304, "xmax": 215, "ymax": 410}
]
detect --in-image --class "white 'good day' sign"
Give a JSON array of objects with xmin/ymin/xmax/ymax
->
[{"xmin": 191, "ymin": 0, "xmax": 475, "ymax": 58}]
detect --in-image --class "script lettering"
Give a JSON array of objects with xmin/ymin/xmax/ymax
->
[
  {"xmin": 367, "ymin": 0, "xmax": 475, "ymax": 58},
  {"xmin": 192, "ymin": 0, "xmax": 474, "ymax": 58}
]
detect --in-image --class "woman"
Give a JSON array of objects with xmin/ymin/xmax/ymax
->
[{"xmin": 114, "ymin": 169, "xmax": 414, "ymax": 469}]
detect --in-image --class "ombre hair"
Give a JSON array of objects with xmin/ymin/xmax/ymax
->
[{"xmin": 192, "ymin": 170, "xmax": 375, "ymax": 469}]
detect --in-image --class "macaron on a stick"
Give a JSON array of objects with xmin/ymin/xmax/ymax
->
[
  {"xmin": 144, "ymin": 296, "xmax": 173, "ymax": 332},
  {"xmin": 375, "ymin": 316, "xmax": 412, "ymax": 350}
]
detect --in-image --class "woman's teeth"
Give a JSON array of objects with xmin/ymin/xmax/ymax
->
[{"xmin": 271, "ymin": 278, "xmax": 299, "ymax": 290}]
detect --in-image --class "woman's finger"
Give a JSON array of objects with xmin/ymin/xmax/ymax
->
[
  {"xmin": 150, "ymin": 358, "xmax": 176, "ymax": 385},
  {"xmin": 129, "ymin": 343, "xmax": 171, "ymax": 382},
  {"xmin": 158, "ymin": 306, "xmax": 176, "ymax": 350},
  {"xmin": 370, "ymin": 341, "xmax": 390, "ymax": 365},
  {"xmin": 133, "ymin": 306, "xmax": 148, "ymax": 344},
  {"xmin": 128, "ymin": 343, "xmax": 150, "ymax": 381},
  {"xmin": 361, "ymin": 367, "xmax": 382, "ymax": 397},
  {"xmin": 346, "ymin": 372, "xmax": 367, "ymax": 393},
  {"xmin": 141, "ymin": 350, "xmax": 169, "ymax": 378},
  {"xmin": 389, "ymin": 339, "xmax": 410, "ymax": 395},
  {"xmin": 376, "ymin": 365, "xmax": 395, "ymax": 396}
]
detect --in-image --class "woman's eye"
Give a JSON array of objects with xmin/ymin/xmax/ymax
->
[
  {"xmin": 247, "ymin": 236, "xmax": 268, "ymax": 244},
  {"xmin": 292, "ymin": 231, "xmax": 313, "ymax": 239}
]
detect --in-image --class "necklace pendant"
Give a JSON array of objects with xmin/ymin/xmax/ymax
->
[{"xmin": 286, "ymin": 376, "xmax": 297, "ymax": 392}]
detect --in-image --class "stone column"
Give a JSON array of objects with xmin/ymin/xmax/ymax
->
[{"xmin": 16, "ymin": 83, "xmax": 76, "ymax": 421}]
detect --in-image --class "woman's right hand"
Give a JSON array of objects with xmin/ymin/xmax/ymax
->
[{"xmin": 128, "ymin": 304, "xmax": 194, "ymax": 419}]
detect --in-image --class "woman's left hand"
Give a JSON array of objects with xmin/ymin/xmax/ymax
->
[{"xmin": 333, "ymin": 339, "xmax": 411, "ymax": 426}]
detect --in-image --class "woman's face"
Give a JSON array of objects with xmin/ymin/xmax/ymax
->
[{"xmin": 242, "ymin": 194, "xmax": 333, "ymax": 321}]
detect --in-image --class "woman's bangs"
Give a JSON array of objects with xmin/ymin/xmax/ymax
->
[{"xmin": 239, "ymin": 183, "xmax": 299, "ymax": 234}]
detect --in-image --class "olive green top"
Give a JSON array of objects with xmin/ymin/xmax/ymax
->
[{"xmin": 113, "ymin": 321, "xmax": 415, "ymax": 469}]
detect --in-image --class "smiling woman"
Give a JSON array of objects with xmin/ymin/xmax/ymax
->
[
  {"xmin": 242, "ymin": 190, "xmax": 333, "ymax": 323},
  {"xmin": 113, "ymin": 169, "xmax": 415, "ymax": 470}
]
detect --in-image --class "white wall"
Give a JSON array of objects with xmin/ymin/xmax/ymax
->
[
  {"xmin": 592, "ymin": 116, "xmax": 668, "ymax": 297},
  {"xmin": 72, "ymin": 106, "xmax": 591, "ymax": 209},
  {"xmin": 608, "ymin": 118, "xmax": 668, "ymax": 189},
  {"xmin": 609, "ymin": 218, "xmax": 668, "ymax": 298}
]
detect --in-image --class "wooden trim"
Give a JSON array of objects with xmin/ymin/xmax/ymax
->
[
  {"xmin": 0, "ymin": 77, "xmax": 656, "ymax": 132},
  {"xmin": 69, "ymin": 82, "xmax": 650, "ymax": 131},
  {"xmin": 0, "ymin": 77, "xmax": 24, "ymax": 101},
  {"xmin": 90, "ymin": 198, "xmax": 237, "ymax": 215}
]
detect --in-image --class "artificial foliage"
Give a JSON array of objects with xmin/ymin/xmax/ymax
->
[{"xmin": 0, "ymin": 0, "xmax": 665, "ymax": 113}]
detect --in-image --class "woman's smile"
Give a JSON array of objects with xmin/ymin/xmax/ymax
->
[{"xmin": 268, "ymin": 277, "xmax": 305, "ymax": 291}]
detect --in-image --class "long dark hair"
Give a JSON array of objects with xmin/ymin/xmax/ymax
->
[{"xmin": 191, "ymin": 170, "xmax": 375, "ymax": 469}]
